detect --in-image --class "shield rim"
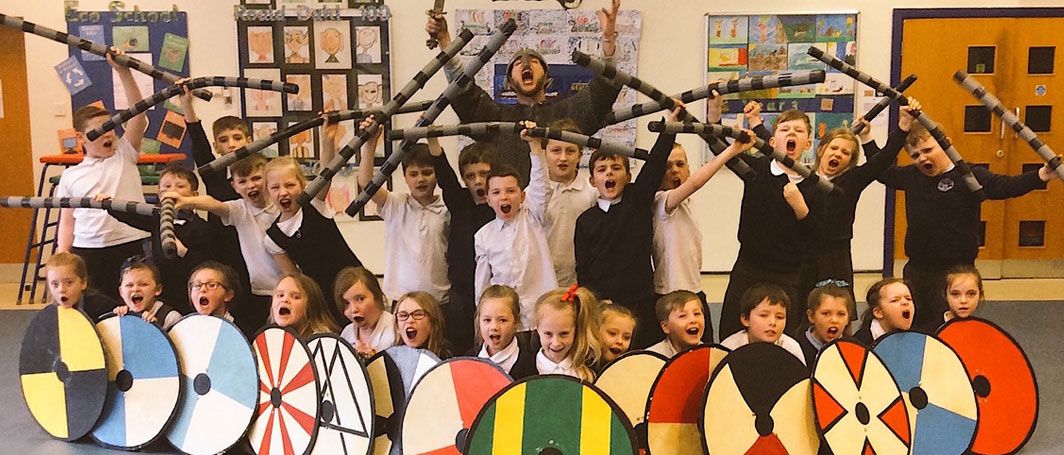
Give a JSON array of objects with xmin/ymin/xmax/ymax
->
[
  {"xmin": 306, "ymin": 332, "xmax": 377, "ymax": 455},
  {"xmin": 250, "ymin": 324, "xmax": 322, "ymax": 455}
]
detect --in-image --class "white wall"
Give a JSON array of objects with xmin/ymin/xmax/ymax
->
[{"xmin": 2, "ymin": 0, "xmax": 1055, "ymax": 274}]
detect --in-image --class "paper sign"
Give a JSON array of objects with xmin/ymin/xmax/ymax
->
[
  {"xmin": 55, "ymin": 56, "xmax": 93, "ymax": 95},
  {"xmin": 157, "ymin": 110, "xmax": 187, "ymax": 149},
  {"xmin": 141, "ymin": 138, "xmax": 162, "ymax": 154},
  {"xmin": 159, "ymin": 33, "xmax": 189, "ymax": 72},
  {"xmin": 112, "ymin": 53, "xmax": 155, "ymax": 110},
  {"xmin": 79, "ymin": 25, "xmax": 105, "ymax": 61}
]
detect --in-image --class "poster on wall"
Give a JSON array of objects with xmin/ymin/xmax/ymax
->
[
  {"xmin": 237, "ymin": 1, "xmax": 392, "ymax": 220},
  {"xmin": 706, "ymin": 13, "xmax": 858, "ymax": 165}
]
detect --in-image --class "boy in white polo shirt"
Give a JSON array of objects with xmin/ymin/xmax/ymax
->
[
  {"xmin": 543, "ymin": 118, "xmax": 597, "ymax": 287},
  {"xmin": 57, "ymin": 51, "xmax": 150, "ymax": 300}
]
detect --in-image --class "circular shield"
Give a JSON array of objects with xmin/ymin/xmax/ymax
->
[
  {"xmin": 366, "ymin": 346, "xmax": 441, "ymax": 454},
  {"xmin": 645, "ymin": 345, "xmax": 728, "ymax": 454},
  {"xmin": 938, "ymin": 317, "xmax": 1038, "ymax": 455},
  {"xmin": 249, "ymin": 326, "xmax": 321, "ymax": 455},
  {"xmin": 165, "ymin": 314, "xmax": 258, "ymax": 455},
  {"xmin": 19, "ymin": 305, "xmax": 107, "ymax": 441},
  {"xmin": 873, "ymin": 331, "xmax": 979, "ymax": 455},
  {"xmin": 401, "ymin": 357, "xmax": 512, "ymax": 454},
  {"xmin": 702, "ymin": 343, "xmax": 818, "ymax": 454},
  {"xmin": 91, "ymin": 315, "xmax": 181, "ymax": 449},
  {"xmin": 307, "ymin": 334, "xmax": 375, "ymax": 455},
  {"xmin": 465, "ymin": 375, "xmax": 638, "ymax": 454},
  {"xmin": 812, "ymin": 339, "xmax": 911, "ymax": 455},
  {"xmin": 594, "ymin": 350, "xmax": 667, "ymax": 445}
]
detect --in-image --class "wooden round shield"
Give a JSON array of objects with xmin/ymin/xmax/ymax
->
[
  {"xmin": 249, "ymin": 326, "xmax": 321, "ymax": 455},
  {"xmin": 165, "ymin": 314, "xmax": 258, "ymax": 455},
  {"xmin": 91, "ymin": 315, "xmax": 181, "ymax": 450},
  {"xmin": 701, "ymin": 343, "xmax": 818, "ymax": 454},
  {"xmin": 19, "ymin": 304, "xmax": 107, "ymax": 441},
  {"xmin": 464, "ymin": 375, "xmax": 638, "ymax": 454},
  {"xmin": 812, "ymin": 339, "xmax": 911, "ymax": 455},
  {"xmin": 401, "ymin": 357, "xmax": 512, "ymax": 454},
  {"xmin": 307, "ymin": 334, "xmax": 375, "ymax": 455},
  {"xmin": 366, "ymin": 346, "xmax": 441, "ymax": 454},
  {"xmin": 594, "ymin": 350, "xmax": 667, "ymax": 446},
  {"xmin": 873, "ymin": 331, "xmax": 979, "ymax": 455},
  {"xmin": 938, "ymin": 317, "xmax": 1038, "ymax": 455},
  {"xmin": 645, "ymin": 344, "xmax": 728, "ymax": 454}
]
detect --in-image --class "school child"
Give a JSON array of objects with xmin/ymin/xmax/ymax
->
[
  {"xmin": 56, "ymin": 51, "xmax": 150, "ymax": 300},
  {"xmin": 646, "ymin": 290, "xmax": 706, "ymax": 358},
  {"xmin": 359, "ymin": 116, "xmax": 451, "ymax": 305},
  {"xmin": 394, "ymin": 291, "xmax": 453, "ymax": 359},
  {"xmin": 106, "ymin": 260, "xmax": 181, "ymax": 330},
  {"xmin": 269, "ymin": 273, "xmax": 339, "ymax": 339},
  {"xmin": 263, "ymin": 118, "xmax": 363, "ymax": 326},
  {"xmin": 45, "ymin": 252, "xmax": 116, "ymax": 320},
  {"xmin": 853, "ymin": 278, "xmax": 915, "ymax": 346},
  {"xmin": 798, "ymin": 283, "xmax": 853, "ymax": 367},
  {"xmin": 574, "ymin": 104, "xmax": 683, "ymax": 349},
  {"xmin": 533, "ymin": 286, "xmax": 602, "ymax": 381},
  {"xmin": 475, "ymin": 123, "xmax": 556, "ymax": 330},
  {"xmin": 927, "ymin": 264, "xmax": 985, "ymax": 332},
  {"xmin": 598, "ymin": 304, "xmax": 636, "ymax": 364},
  {"xmin": 473, "ymin": 285, "xmax": 538, "ymax": 379},
  {"xmin": 721, "ymin": 106, "xmax": 821, "ymax": 339},
  {"xmin": 873, "ymin": 101, "xmax": 1054, "ymax": 328},
  {"xmin": 542, "ymin": 118, "xmax": 597, "ymax": 287},
  {"xmin": 720, "ymin": 283, "xmax": 806, "ymax": 365},
  {"xmin": 334, "ymin": 266, "xmax": 396, "ymax": 359},
  {"xmin": 430, "ymin": 136, "xmax": 497, "ymax": 355},
  {"xmin": 187, "ymin": 261, "xmax": 239, "ymax": 322},
  {"xmin": 165, "ymin": 154, "xmax": 297, "ymax": 330}
]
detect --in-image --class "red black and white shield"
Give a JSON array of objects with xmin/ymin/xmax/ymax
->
[{"xmin": 249, "ymin": 326, "xmax": 321, "ymax": 455}]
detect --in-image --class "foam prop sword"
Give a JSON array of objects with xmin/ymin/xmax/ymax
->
[
  {"xmin": 852, "ymin": 74, "xmax": 917, "ymax": 135},
  {"xmin": 0, "ymin": 196, "xmax": 159, "ymax": 216},
  {"xmin": 158, "ymin": 198, "xmax": 178, "ymax": 260},
  {"xmin": 386, "ymin": 122, "xmax": 523, "ymax": 141}
]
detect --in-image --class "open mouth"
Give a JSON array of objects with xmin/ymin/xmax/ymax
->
[
  {"xmin": 786, "ymin": 139, "xmax": 797, "ymax": 154},
  {"xmin": 901, "ymin": 310, "xmax": 912, "ymax": 320},
  {"xmin": 500, "ymin": 204, "xmax": 512, "ymax": 214},
  {"xmin": 828, "ymin": 158, "xmax": 840, "ymax": 169},
  {"xmin": 278, "ymin": 306, "xmax": 292, "ymax": 317},
  {"xmin": 102, "ymin": 139, "xmax": 114, "ymax": 149},
  {"xmin": 672, "ymin": 177, "xmax": 682, "ymax": 188},
  {"xmin": 131, "ymin": 294, "xmax": 144, "ymax": 307},
  {"xmin": 488, "ymin": 333, "xmax": 501, "ymax": 342},
  {"xmin": 922, "ymin": 163, "xmax": 935, "ymax": 173},
  {"xmin": 765, "ymin": 330, "xmax": 778, "ymax": 338},
  {"xmin": 685, "ymin": 327, "xmax": 700, "ymax": 336},
  {"xmin": 278, "ymin": 197, "xmax": 293, "ymax": 210},
  {"xmin": 198, "ymin": 296, "xmax": 210, "ymax": 308},
  {"xmin": 353, "ymin": 315, "xmax": 365, "ymax": 324},
  {"xmin": 609, "ymin": 346, "xmax": 623, "ymax": 355},
  {"xmin": 521, "ymin": 68, "xmax": 534, "ymax": 84},
  {"xmin": 405, "ymin": 327, "xmax": 418, "ymax": 340},
  {"xmin": 60, "ymin": 296, "xmax": 69, "ymax": 303},
  {"xmin": 826, "ymin": 326, "xmax": 840, "ymax": 337},
  {"xmin": 604, "ymin": 179, "xmax": 616, "ymax": 189},
  {"xmin": 248, "ymin": 190, "xmax": 261, "ymax": 199},
  {"xmin": 475, "ymin": 188, "xmax": 486, "ymax": 198}
]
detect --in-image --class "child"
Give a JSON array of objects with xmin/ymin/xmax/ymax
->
[
  {"xmin": 107, "ymin": 260, "xmax": 182, "ymax": 330},
  {"xmin": 543, "ymin": 119, "xmax": 597, "ymax": 287},
  {"xmin": 188, "ymin": 261, "xmax": 239, "ymax": 322},
  {"xmin": 335, "ymin": 266, "xmax": 396, "ymax": 358},
  {"xmin": 269, "ymin": 273, "xmax": 339, "ymax": 339},
  {"xmin": 359, "ymin": 116, "xmax": 451, "ymax": 306},
  {"xmin": 854, "ymin": 278, "xmax": 915, "ymax": 346},
  {"xmin": 475, "ymin": 123, "xmax": 556, "ymax": 330},
  {"xmin": 647, "ymin": 290, "xmax": 706, "ymax": 358},
  {"xmin": 166, "ymin": 154, "xmax": 297, "ymax": 331},
  {"xmin": 721, "ymin": 106, "xmax": 820, "ymax": 339},
  {"xmin": 798, "ymin": 283, "xmax": 853, "ymax": 367},
  {"xmin": 56, "ymin": 51, "xmax": 150, "ymax": 301},
  {"xmin": 574, "ymin": 104, "xmax": 683, "ymax": 349},
  {"xmin": 534, "ymin": 286, "xmax": 602, "ymax": 381},
  {"xmin": 45, "ymin": 252, "xmax": 116, "ymax": 320},
  {"xmin": 721, "ymin": 283, "xmax": 805, "ymax": 365},
  {"xmin": 474, "ymin": 285, "xmax": 537, "ymax": 379},
  {"xmin": 264, "ymin": 120, "xmax": 363, "ymax": 326},
  {"xmin": 430, "ymin": 136, "xmax": 498, "ymax": 355},
  {"xmin": 936, "ymin": 264, "xmax": 984, "ymax": 330},
  {"xmin": 394, "ymin": 291, "xmax": 452, "ymax": 359},
  {"xmin": 874, "ymin": 101, "xmax": 1054, "ymax": 328},
  {"xmin": 598, "ymin": 304, "xmax": 636, "ymax": 364}
]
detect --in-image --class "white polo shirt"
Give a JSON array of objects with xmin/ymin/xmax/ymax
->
[
  {"xmin": 340, "ymin": 310, "xmax": 397, "ymax": 353},
  {"xmin": 264, "ymin": 198, "xmax": 332, "ymax": 254},
  {"xmin": 56, "ymin": 138, "xmax": 149, "ymax": 248},
  {"xmin": 378, "ymin": 192, "xmax": 450, "ymax": 303},
  {"xmin": 220, "ymin": 198, "xmax": 283, "ymax": 296},
  {"xmin": 545, "ymin": 176, "xmax": 597, "ymax": 287},
  {"xmin": 652, "ymin": 190, "xmax": 703, "ymax": 295},
  {"xmin": 720, "ymin": 331, "xmax": 806, "ymax": 366}
]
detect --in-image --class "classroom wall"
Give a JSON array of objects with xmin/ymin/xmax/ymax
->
[{"xmin": 2, "ymin": 0, "xmax": 1054, "ymax": 274}]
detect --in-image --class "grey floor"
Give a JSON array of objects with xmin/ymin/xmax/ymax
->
[{"xmin": 1, "ymin": 302, "xmax": 1061, "ymax": 454}]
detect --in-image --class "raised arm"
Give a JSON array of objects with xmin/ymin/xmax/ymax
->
[
  {"xmin": 356, "ymin": 116, "xmax": 389, "ymax": 207},
  {"xmin": 318, "ymin": 112, "xmax": 339, "ymax": 201},
  {"xmin": 519, "ymin": 121, "xmax": 553, "ymax": 222},
  {"xmin": 429, "ymin": 135, "xmax": 468, "ymax": 212},
  {"xmin": 665, "ymin": 128, "xmax": 751, "ymax": 213},
  {"xmin": 633, "ymin": 104, "xmax": 682, "ymax": 196},
  {"xmin": 109, "ymin": 50, "xmax": 147, "ymax": 148}
]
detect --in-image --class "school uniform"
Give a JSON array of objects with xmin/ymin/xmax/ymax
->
[
  {"xmin": 720, "ymin": 330, "xmax": 806, "ymax": 366},
  {"xmin": 652, "ymin": 190, "xmax": 715, "ymax": 343},
  {"xmin": 536, "ymin": 350, "xmax": 579, "ymax": 378},
  {"xmin": 265, "ymin": 198, "xmax": 363, "ymax": 326},
  {"xmin": 340, "ymin": 311, "xmax": 397, "ymax": 354},
  {"xmin": 474, "ymin": 331, "xmax": 539, "ymax": 380},
  {"xmin": 101, "ymin": 300, "xmax": 182, "ymax": 331},
  {"xmin": 852, "ymin": 319, "xmax": 886, "ymax": 347},
  {"xmin": 475, "ymin": 155, "xmax": 556, "ymax": 330},
  {"xmin": 575, "ymin": 132, "xmax": 675, "ymax": 349},
  {"xmin": 377, "ymin": 192, "xmax": 451, "ymax": 304},
  {"xmin": 546, "ymin": 177, "xmax": 597, "ymax": 287},
  {"xmin": 73, "ymin": 289, "xmax": 119, "ymax": 321},
  {"xmin": 221, "ymin": 198, "xmax": 283, "ymax": 330},
  {"xmin": 646, "ymin": 339, "xmax": 701, "ymax": 359},
  {"xmin": 797, "ymin": 327, "xmax": 827, "ymax": 368}
]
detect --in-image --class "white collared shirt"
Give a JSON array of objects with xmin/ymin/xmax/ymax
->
[
  {"xmin": 546, "ymin": 176, "xmax": 596, "ymax": 287},
  {"xmin": 870, "ymin": 319, "xmax": 887, "ymax": 341},
  {"xmin": 264, "ymin": 198, "xmax": 332, "ymax": 254},
  {"xmin": 769, "ymin": 160, "xmax": 805, "ymax": 183},
  {"xmin": 478, "ymin": 336, "xmax": 520, "ymax": 373},
  {"xmin": 378, "ymin": 192, "xmax": 450, "ymax": 303},
  {"xmin": 720, "ymin": 331, "xmax": 806, "ymax": 366},
  {"xmin": 475, "ymin": 155, "xmax": 556, "ymax": 330},
  {"xmin": 646, "ymin": 338, "xmax": 695, "ymax": 359},
  {"xmin": 536, "ymin": 349, "xmax": 577, "ymax": 377},
  {"xmin": 221, "ymin": 198, "xmax": 283, "ymax": 295},
  {"xmin": 56, "ymin": 137, "xmax": 150, "ymax": 248},
  {"xmin": 596, "ymin": 196, "xmax": 621, "ymax": 212},
  {"xmin": 340, "ymin": 310, "xmax": 397, "ymax": 353},
  {"xmin": 652, "ymin": 190, "xmax": 703, "ymax": 294},
  {"xmin": 805, "ymin": 327, "xmax": 826, "ymax": 351}
]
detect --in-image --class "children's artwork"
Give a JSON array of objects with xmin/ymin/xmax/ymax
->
[
  {"xmin": 141, "ymin": 138, "xmax": 162, "ymax": 154},
  {"xmin": 112, "ymin": 26, "xmax": 149, "ymax": 52},
  {"xmin": 528, "ymin": 10, "xmax": 567, "ymax": 35},
  {"xmin": 495, "ymin": 10, "xmax": 532, "ymax": 34},
  {"xmin": 817, "ymin": 72, "xmax": 855, "ymax": 96},
  {"xmin": 158, "ymin": 110, "xmax": 187, "ymax": 149},
  {"xmin": 708, "ymin": 16, "xmax": 747, "ymax": 45},
  {"xmin": 816, "ymin": 15, "xmax": 856, "ymax": 42},
  {"xmin": 79, "ymin": 25, "xmax": 105, "ymax": 61},
  {"xmin": 708, "ymin": 45, "xmax": 747, "ymax": 71},
  {"xmin": 814, "ymin": 113, "xmax": 852, "ymax": 139},
  {"xmin": 252, "ymin": 121, "xmax": 280, "ymax": 157},
  {"xmin": 456, "ymin": 10, "xmax": 492, "ymax": 35},
  {"xmin": 283, "ymin": 26, "xmax": 311, "ymax": 65},
  {"xmin": 354, "ymin": 26, "xmax": 381, "ymax": 64},
  {"xmin": 321, "ymin": 74, "xmax": 348, "ymax": 111},
  {"xmin": 748, "ymin": 43, "xmax": 788, "ymax": 71},
  {"xmin": 356, "ymin": 74, "xmax": 383, "ymax": 109},
  {"xmin": 247, "ymin": 26, "xmax": 275, "ymax": 64},
  {"xmin": 244, "ymin": 68, "xmax": 283, "ymax": 117},
  {"xmin": 112, "ymin": 53, "xmax": 156, "ymax": 110},
  {"xmin": 321, "ymin": 118, "xmax": 355, "ymax": 152},
  {"xmin": 288, "ymin": 121, "xmax": 315, "ymax": 159},
  {"xmin": 787, "ymin": 43, "xmax": 826, "ymax": 71},
  {"xmin": 811, "ymin": 41, "xmax": 857, "ymax": 68},
  {"xmin": 55, "ymin": 56, "xmax": 93, "ymax": 95},
  {"xmin": 749, "ymin": 15, "xmax": 783, "ymax": 44},
  {"xmin": 779, "ymin": 15, "xmax": 817, "ymax": 42},
  {"xmin": 315, "ymin": 21, "xmax": 352, "ymax": 69},
  {"xmin": 286, "ymin": 74, "xmax": 313, "ymax": 111},
  {"xmin": 159, "ymin": 33, "xmax": 190, "ymax": 72}
]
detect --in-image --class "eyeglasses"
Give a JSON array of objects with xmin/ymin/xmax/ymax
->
[
  {"xmin": 396, "ymin": 310, "xmax": 427, "ymax": 322},
  {"xmin": 190, "ymin": 281, "xmax": 226, "ymax": 291},
  {"xmin": 815, "ymin": 279, "xmax": 851, "ymax": 288}
]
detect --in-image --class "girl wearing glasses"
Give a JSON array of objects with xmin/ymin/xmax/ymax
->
[
  {"xmin": 394, "ymin": 292, "xmax": 452, "ymax": 359},
  {"xmin": 187, "ymin": 262, "xmax": 248, "ymax": 333}
]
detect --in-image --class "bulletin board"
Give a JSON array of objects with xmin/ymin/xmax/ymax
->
[
  {"xmin": 706, "ymin": 13, "xmax": 858, "ymax": 165},
  {"xmin": 64, "ymin": 10, "xmax": 193, "ymax": 164}
]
